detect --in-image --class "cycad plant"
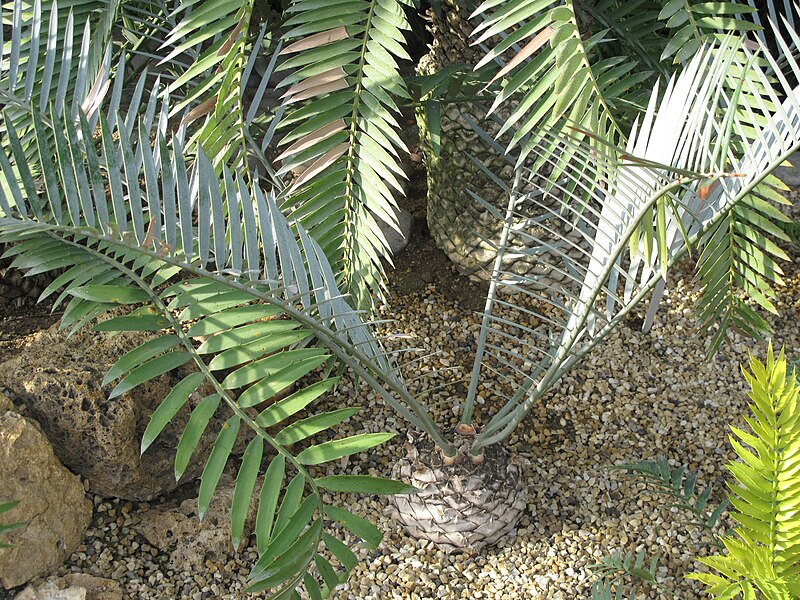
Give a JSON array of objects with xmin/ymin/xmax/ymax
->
[
  {"xmin": 592, "ymin": 345, "xmax": 800, "ymax": 599},
  {"xmin": 416, "ymin": 0, "xmax": 799, "ymax": 289},
  {"xmin": 690, "ymin": 345, "xmax": 800, "ymax": 598},
  {"xmin": 2, "ymin": 0, "xmax": 800, "ymax": 597}
]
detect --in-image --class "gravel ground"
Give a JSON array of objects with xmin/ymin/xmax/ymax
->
[
  {"xmin": 6, "ymin": 186, "xmax": 800, "ymax": 599},
  {"xmin": 9, "ymin": 251, "xmax": 800, "ymax": 599}
]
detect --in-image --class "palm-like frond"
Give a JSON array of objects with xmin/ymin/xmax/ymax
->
[
  {"xmin": 688, "ymin": 345, "xmax": 800, "ymax": 598},
  {"xmin": 470, "ymin": 0, "xmax": 652, "ymax": 173},
  {"xmin": 696, "ymin": 185, "xmax": 791, "ymax": 356},
  {"xmin": 657, "ymin": 0, "xmax": 760, "ymax": 63},
  {"xmin": 1, "ymin": 0, "xmax": 116, "ymax": 158},
  {"xmin": 468, "ymin": 0, "xmax": 788, "ymax": 182},
  {"xmin": 274, "ymin": 0, "xmax": 413, "ymax": 310},
  {"xmin": 462, "ymin": 29, "xmax": 800, "ymax": 451},
  {"xmin": 613, "ymin": 457, "xmax": 729, "ymax": 545},
  {"xmin": 116, "ymin": 0, "xmax": 201, "ymax": 79},
  {"xmin": 0, "ymin": 90, "xmax": 443, "ymax": 595},
  {"xmin": 159, "ymin": 0, "xmax": 265, "ymax": 173},
  {"xmin": 580, "ymin": 0, "xmax": 669, "ymax": 76},
  {"xmin": 0, "ymin": 3, "xmax": 452, "ymax": 592},
  {"xmin": 590, "ymin": 550, "xmax": 663, "ymax": 600}
]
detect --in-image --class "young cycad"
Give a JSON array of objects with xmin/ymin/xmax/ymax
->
[{"xmin": 689, "ymin": 345, "xmax": 800, "ymax": 598}]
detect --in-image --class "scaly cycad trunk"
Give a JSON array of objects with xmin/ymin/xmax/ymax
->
[
  {"xmin": 388, "ymin": 431, "xmax": 527, "ymax": 550},
  {"xmin": 417, "ymin": 0, "xmax": 588, "ymax": 286}
]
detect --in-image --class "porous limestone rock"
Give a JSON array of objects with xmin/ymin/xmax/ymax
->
[
  {"xmin": 15, "ymin": 574, "xmax": 123, "ymax": 600},
  {"xmin": 134, "ymin": 475, "xmax": 258, "ymax": 570},
  {"xmin": 0, "ymin": 412, "xmax": 91, "ymax": 589},
  {"xmin": 0, "ymin": 321, "xmax": 232, "ymax": 501}
]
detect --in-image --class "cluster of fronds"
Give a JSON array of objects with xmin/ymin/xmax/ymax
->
[
  {"xmin": 3, "ymin": 0, "xmax": 800, "ymax": 595},
  {"xmin": 592, "ymin": 346, "xmax": 800, "ymax": 599},
  {"xmin": 274, "ymin": 0, "xmax": 414, "ymax": 310},
  {"xmin": 0, "ymin": 0, "xmax": 442, "ymax": 594},
  {"xmin": 461, "ymin": 23, "xmax": 800, "ymax": 451}
]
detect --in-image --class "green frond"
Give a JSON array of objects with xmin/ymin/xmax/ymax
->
[
  {"xmin": 275, "ymin": 0, "xmax": 413, "ymax": 310},
  {"xmin": 590, "ymin": 550, "xmax": 662, "ymax": 600},
  {"xmin": 0, "ymin": 0, "xmax": 118, "ymax": 106},
  {"xmin": 116, "ymin": 0, "xmax": 198, "ymax": 79},
  {"xmin": 0, "ymin": 24, "xmax": 447, "ymax": 592},
  {"xmin": 159, "ymin": 0, "xmax": 268, "ymax": 174},
  {"xmin": 580, "ymin": 0, "xmax": 669, "ymax": 76},
  {"xmin": 658, "ymin": 0, "xmax": 760, "ymax": 63},
  {"xmin": 689, "ymin": 344, "xmax": 800, "ymax": 598},
  {"xmin": 471, "ymin": 0, "xmax": 649, "ymax": 174},
  {"xmin": 696, "ymin": 188, "xmax": 790, "ymax": 357},
  {"xmin": 0, "ymin": 0, "xmax": 118, "ymax": 168},
  {"xmin": 612, "ymin": 457, "xmax": 728, "ymax": 545},
  {"xmin": 464, "ymin": 22, "xmax": 800, "ymax": 450}
]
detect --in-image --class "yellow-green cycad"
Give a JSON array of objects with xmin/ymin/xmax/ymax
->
[{"xmin": 688, "ymin": 344, "xmax": 800, "ymax": 599}]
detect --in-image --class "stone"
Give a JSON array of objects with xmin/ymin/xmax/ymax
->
[
  {"xmin": 776, "ymin": 150, "xmax": 800, "ymax": 187},
  {"xmin": 0, "ymin": 411, "xmax": 92, "ymax": 589},
  {"xmin": 134, "ymin": 475, "xmax": 258, "ymax": 570},
  {"xmin": 14, "ymin": 586, "xmax": 85, "ymax": 600},
  {"xmin": 0, "ymin": 321, "xmax": 238, "ymax": 501},
  {"xmin": 0, "ymin": 391, "xmax": 12, "ymax": 414},
  {"xmin": 15, "ymin": 574, "xmax": 122, "ymax": 600},
  {"xmin": 379, "ymin": 205, "xmax": 414, "ymax": 256}
]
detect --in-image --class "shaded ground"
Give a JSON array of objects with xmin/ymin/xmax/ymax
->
[
  {"xmin": 388, "ymin": 115, "xmax": 488, "ymax": 312},
  {"xmin": 0, "ymin": 300, "xmax": 59, "ymax": 365}
]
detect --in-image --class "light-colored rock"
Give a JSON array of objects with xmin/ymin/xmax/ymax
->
[
  {"xmin": 61, "ymin": 574, "xmax": 122, "ymax": 600},
  {"xmin": 379, "ymin": 206, "xmax": 414, "ymax": 256},
  {"xmin": 14, "ymin": 585, "xmax": 85, "ymax": 600},
  {"xmin": 134, "ymin": 475, "xmax": 258, "ymax": 570},
  {"xmin": 776, "ymin": 151, "xmax": 800, "ymax": 187},
  {"xmin": 0, "ymin": 321, "xmax": 236, "ymax": 501},
  {"xmin": 0, "ymin": 412, "xmax": 92, "ymax": 589},
  {"xmin": 15, "ymin": 574, "xmax": 123, "ymax": 600}
]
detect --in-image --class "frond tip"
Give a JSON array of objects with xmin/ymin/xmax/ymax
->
[
  {"xmin": 688, "ymin": 344, "xmax": 800, "ymax": 598},
  {"xmin": 276, "ymin": 0, "xmax": 413, "ymax": 310}
]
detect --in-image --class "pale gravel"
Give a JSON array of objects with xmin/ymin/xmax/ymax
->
[{"xmin": 7, "ymin": 192, "xmax": 800, "ymax": 600}]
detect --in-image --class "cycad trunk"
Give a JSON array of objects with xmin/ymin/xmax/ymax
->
[
  {"xmin": 0, "ymin": 244, "xmax": 52, "ymax": 304},
  {"xmin": 388, "ymin": 433, "xmax": 527, "ymax": 550},
  {"xmin": 417, "ymin": 0, "xmax": 587, "ymax": 286}
]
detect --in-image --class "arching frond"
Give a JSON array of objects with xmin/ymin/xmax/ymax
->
[
  {"xmin": 460, "ymin": 29, "xmax": 800, "ymax": 451},
  {"xmin": 0, "ymin": 0, "xmax": 117, "ymax": 158},
  {"xmin": 159, "ymin": 0, "xmax": 266, "ymax": 174},
  {"xmin": 275, "ymin": 0, "xmax": 414, "ymax": 310},
  {"xmin": 580, "ymin": 0, "xmax": 669, "ymax": 76},
  {"xmin": 467, "ymin": 0, "xmax": 794, "ymax": 190},
  {"xmin": 470, "ymin": 0, "xmax": 650, "ymax": 174},
  {"xmin": 0, "ymin": 16, "xmax": 451, "ymax": 593},
  {"xmin": 116, "ymin": 0, "xmax": 201, "ymax": 80},
  {"xmin": 657, "ymin": 0, "xmax": 760, "ymax": 63}
]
